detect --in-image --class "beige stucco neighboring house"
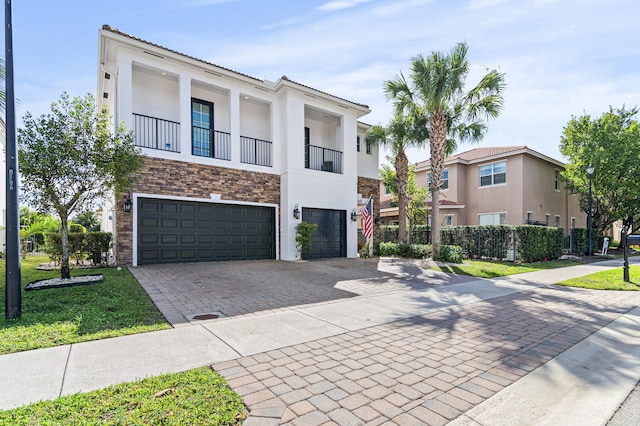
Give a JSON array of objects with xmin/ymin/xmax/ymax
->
[{"xmin": 380, "ymin": 146, "xmax": 586, "ymax": 233}]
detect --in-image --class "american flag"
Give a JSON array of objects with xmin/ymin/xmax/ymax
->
[{"xmin": 362, "ymin": 197, "xmax": 373, "ymax": 240}]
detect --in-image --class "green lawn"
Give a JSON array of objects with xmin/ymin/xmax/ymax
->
[
  {"xmin": 556, "ymin": 265, "xmax": 640, "ymax": 290},
  {"xmin": 430, "ymin": 259, "xmax": 579, "ymax": 278},
  {"xmin": 0, "ymin": 255, "xmax": 170, "ymax": 355},
  {"xmin": 0, "ymin": 367, "xmax": 247, "ymax": 425}
]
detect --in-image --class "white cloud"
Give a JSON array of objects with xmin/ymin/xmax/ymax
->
[
  {"xmin": 467, "ymin": 0, "xmax": 511, "ymax": 10},
  {"xmin": 316, "ymin": 0, "xmax": 373, "ymax": 12}
]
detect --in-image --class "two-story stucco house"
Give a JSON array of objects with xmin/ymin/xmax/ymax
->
[
  {"xmin": 380, "ymin": 146, "xmax": 586, "ymax": 232},
  {"xmin": 97, "ymin": 25, "xmax": 379, "ymax": 265}
]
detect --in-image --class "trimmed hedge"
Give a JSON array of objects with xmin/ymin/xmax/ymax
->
[
  {"xmin": 378, "ymin": 242, "xmax": 463, "ymax": 263},
  {"xmin": 515, "ymin": 225, "xmax": 564, "ymax": 262},
  {"xmin": 381, "ymin": 224, "xmax": 566, "ymax": 262},
  {"xmin": 380, "ymin": 225, "xmax": 431, "ymax": 244},
  {"xmin": 45, "ymin": 232, "xmax": 112, "ymax": 265}
]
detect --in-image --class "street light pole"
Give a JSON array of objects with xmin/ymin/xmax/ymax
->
[{"xmin": 586, "ymin": 165, "xmax": 595, "ymax": 257}]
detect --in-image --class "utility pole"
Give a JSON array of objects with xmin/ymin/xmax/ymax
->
[{"xmin": 5, "ymin": 0, "xmax": 21, "ymax": 319}]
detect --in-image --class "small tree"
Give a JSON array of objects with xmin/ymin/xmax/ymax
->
[
  {"xmin": 18, "ymin": 92, "xmax": 143, "ymax": 279},
  {"xmin": 380, "ymin": 163, "xmax": 429, "ymax": 242},
  {"xmin": 295, "ymin": 222, "xmax": 318, "ymax": 258}
]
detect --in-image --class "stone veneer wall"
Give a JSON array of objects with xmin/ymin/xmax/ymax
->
[
  {"xmin": 116, "ymin": 157, "xmax": 280, "ymax": 265},
  {"xmin": 357, "ymin": 176, "xmax": 381, "ymax": 248}
]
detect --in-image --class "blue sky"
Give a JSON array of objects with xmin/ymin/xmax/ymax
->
[{"xmin": 4, "ymin": 0, "xmax": 639, "ymax": 164}]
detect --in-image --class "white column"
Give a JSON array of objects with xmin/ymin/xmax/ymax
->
[
  {"xmin": 116, "ymin": 56, "xmax": 133, "ymax": 132},
  {"xmin": 179, "ymin": 75, "xmax": 191, "ymax": 157},
  {"xmin": 229, "ymin": 89, "xmax": 241, "ymax": 166}
]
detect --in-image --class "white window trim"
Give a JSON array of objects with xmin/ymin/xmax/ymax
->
[{"xmin": 478, "ymin": 160, "xmax": 507, "ymax": 189}]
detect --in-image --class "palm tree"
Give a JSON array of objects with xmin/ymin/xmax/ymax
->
[
  {"xmin": 368, "ymin": 112, "xmax": 420, "ymax": 244},
  {"xmin": 386, "ymin": 42, "xmax": 505, "ymax": 259}
]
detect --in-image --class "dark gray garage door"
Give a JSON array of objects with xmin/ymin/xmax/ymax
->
[
  {"xmin": 137, "ymin": 198, "xmax": 275, "ymax": 264},
  {"xmin": 302, "ymin": 208, "xmax": 346, "ymax": 259}
]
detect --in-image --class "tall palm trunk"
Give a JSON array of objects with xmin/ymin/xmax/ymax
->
[
  {"xmin": 396, "ymin": 150, "xmax": 409, "ymax": 244},
  {"xmin": 429, "ymin": 112, "xmax": 448, "ymax": 259}
]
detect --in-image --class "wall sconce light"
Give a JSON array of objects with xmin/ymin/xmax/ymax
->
[
  {"xmin": 351, "ymin": 208, "xmax": 358, "ymax": 222},
  {"xmin": 374, "ymin": 217, "xmax": 380, "ymax": 226},
  {"xmin": 293, "ymin": 204, "xmax": 300, "ymax": 219},
  {"xmin": 123, "ymin": 193, "xmax": 133, "ymax": 213}
]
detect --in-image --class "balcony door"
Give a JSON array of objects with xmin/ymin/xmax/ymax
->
[{"xmin": 192, "ymin": 98, "xmax": 214, "ymax": 157}]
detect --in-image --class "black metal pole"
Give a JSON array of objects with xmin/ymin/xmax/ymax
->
[
  {"xmin": 587, "ymin": 173, "xmax": 593, "ymax": 257},
  {"xmin": 5, "ymin": 0, "xmax": 21, "ymax": 319}
]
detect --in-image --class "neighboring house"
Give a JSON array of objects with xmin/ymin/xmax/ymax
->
[
  {"xmin": 97, "ymin": 25, "xmax": 379, "ymax": 265},
  {"xmin": 379, "ymin": 146, "xmax": 586, "ymax": 232}
]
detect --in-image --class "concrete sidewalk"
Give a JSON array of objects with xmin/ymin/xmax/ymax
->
[{"xmin": 1, "ymin": 257, "xmax": 639, "ymax": 425}]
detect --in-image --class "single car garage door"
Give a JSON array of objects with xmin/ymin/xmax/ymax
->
[
  {"xmin": 302, "ymin": 208, "xmax": 346, "ymax": 259},
  {"xmin": 137, "ymin": 198, "xmax": 275, "ymax": 264}
]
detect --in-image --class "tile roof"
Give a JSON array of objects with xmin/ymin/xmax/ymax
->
[
  {"xmin": 102, "ymin": 25, "xmax": 369, "ymax": 111},
  {"xmin": 415, "ymin": 145, "xmax": 563, "ymax": 169},
  {"xmin": 280, "ymin": 76, "xmax": 369, "ymax": 110},
  {"xmin": 102, "ymin": 25, "xmax": 263, "ymax": 83}
]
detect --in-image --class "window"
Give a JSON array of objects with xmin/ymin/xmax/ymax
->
[
  {"xmin": 545, "ymin": 214, "xmax": 550, "ymax": 225},
  {"xmin": 571, "ymin": 217, "xmax": 576, "ymax": 229},
  {"xmin": 356, "ymin": 136, "xmax": 361, "ymax": 152},
  {"xmin": 479, "ymin": 213, "xmax": 506, "ymax": 225},
  {"xmin": 390, "ymin": 220, "xmax": 399, "ymax": 226},
  {"xmin": 384, "ymin": 186, "xmax": 391, "ymax": 195},
  {"xmin": 427, "ymin": 169, "xmax": 449, "ymax": 190},
  {"xmin": 366, "ymin": 138, "xmax": 372, "ymax": 155},
  {"xmin": 192, "ymin": 98, "xmax": 213, "ymax": 157},
  {"xmin": 527, "ymin": 212, "xmax": 532, "ymax": 222},
  {"xmin": 554, "ymin": 170, "xmax": 560, "ymax": 191},
  {"xmin": 480, "ymin": 161, "xmax": 506, "ymax": 187},
  {"xmin": 555, "ymin": 215, "xmax": 560, "ymax": 227},
  {"xmin": 444, "ymin": 214, "xmax": 453, "ymax": 226},
  {"xmin": 427, "ymin": 216, "xmax": 432, "ymax": 227}
]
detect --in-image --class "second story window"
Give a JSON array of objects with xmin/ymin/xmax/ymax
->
[
  {"xmin": 192, "ymin": 98, "xmax": 213, "ymax": 157},
  {"xmin": 357, "ymin": 136, "xmax": 361, "ymax": 152},
  {"xmin": 366, "ymin": 138, "xmax": 372, "ymax": 155},
  {"xmin": 555, "ymin": 170, "xmax": 560, "ymax": 190},
  {"xmin": 480, "ymin": 161, "xmax": 506, "ymax": 187},
  {"xmin": 427, "ymin": 169, "xmax": 449, "ymax": 191}
]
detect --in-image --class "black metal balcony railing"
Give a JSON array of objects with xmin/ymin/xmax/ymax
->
[
  {"xmin": 192, "ymin": 127, "xmax": 231, "ymax": 161},
  {"xmin": 305, "ymin": 144, "xmax": 343, "ymax": 174},
  {"xmin": 240, "ymin": 136, "xmax": 272, "ymax": 167},
  {"xmin": 133, "ymin": 113, "xmax": 180, "ymax": 152}
]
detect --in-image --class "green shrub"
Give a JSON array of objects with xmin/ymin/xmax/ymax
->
[
  {"xmin": 359, "ymin": 241, "xmax": 372, "ymax": 258},
  {"xmin": 379, "ymin": 241, "xmax": 400, "ymax": 256},
  {"xmin": 85, "ymin": 232, "xmax": 113, "ymax": 265},
  {"xmin": 295, "ymin": 221, "xmax": 318, "ymax": 256},
  {"xmin": 515, "ymin": 226, "xmax": 564, "ymax": 262},
  {"xmin": 438, "ymin": 245, "xmax": 463, "ymax": 264},
  {"xmin": 69, "ymin": 223, "xmax": 86, "ymax": 233},
  {"xmin": 45, "ymin": 232, "xmax": 112, "ymax": 265}
]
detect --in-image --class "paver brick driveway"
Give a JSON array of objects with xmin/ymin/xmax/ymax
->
[
  {"xmin": 129, "ymin": 258, "xmax": 475, "ymax": 325},
  {"xmin": 212, "ymin": 285, "xmax": 640, "ymax": 425}
]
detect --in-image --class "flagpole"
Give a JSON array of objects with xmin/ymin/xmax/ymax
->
[{"xmin": 369, "ymin": 196, "xmax": 374, "ymax": 257}]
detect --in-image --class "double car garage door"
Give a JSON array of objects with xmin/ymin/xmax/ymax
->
[
  {"xmin": 137, "ymin": 198, "xmax": 346, "ymax": 264},
  {"xmin": 137, "ymin": 198, "xmax": 275, "ymax": 264}
]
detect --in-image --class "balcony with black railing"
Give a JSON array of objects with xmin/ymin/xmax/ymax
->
[
  {"xmin": 241, "ymin": 136, "xmax": 272, "ymax": 167},
  {"xmin": 133, "ymin": 113, "xmax": 180, "ymax": 152},
  {"xmin": 192, "ymin": 127, "xmax": 231, "ymax": 160},
  {"xmin": 305, "ymin": 144, "xmax": 343, "ymax": 174}
]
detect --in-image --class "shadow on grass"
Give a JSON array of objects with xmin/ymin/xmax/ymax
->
[{"xmin": 1, "ymin": 256, "xmax": 169, "ymax": 354}]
